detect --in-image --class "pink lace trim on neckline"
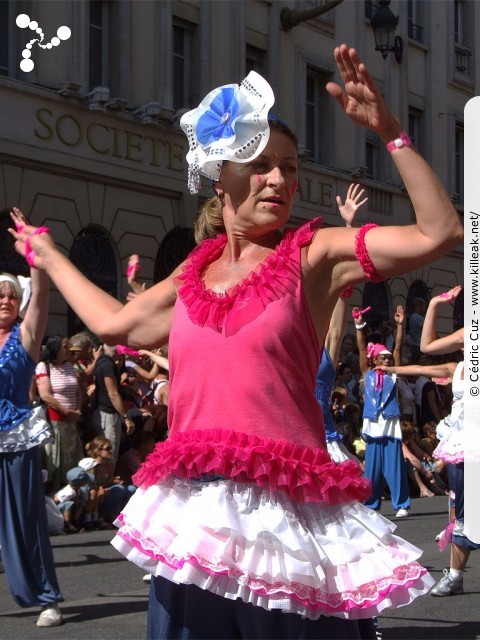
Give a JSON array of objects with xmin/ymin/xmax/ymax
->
[
  {"xmin": 174, "ymin": 217, "xmax": 323, "ymax": 335},
  {"xmin": 133, "ymin": 428, "xmax": 371, "ymax": 505}
]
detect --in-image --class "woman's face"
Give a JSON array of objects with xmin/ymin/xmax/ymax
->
[
  {"xmin": 96, "ymin": 441, "xmax": 113, "ymax": 460},
  {"xmin": 56, "ymin": 338, "xmax": 71, "ymax": 363},
  {"xmin": 0, "ymin": 283, "xmax": 20, "ymax": 328},
  {"xmin": 374, "ymin": 353, "xmax": 394, "ymax": 367},
  {"xmin": 217, "ymin": 129, "xmax": 298, "ymax": 233}
]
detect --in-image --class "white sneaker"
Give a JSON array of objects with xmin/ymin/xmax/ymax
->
[
  {"xmin": 435, "ymin": 529, "xmax": 445, "ymax": 541},
  {"xmin": 36, "ymin": 603, "xmax": 63, "ymax": 627},
  {"xmin": 396, "ymin": 508, "xmax": 409, "ymax": 518},
  {"xmin": 431, "ymin": 568, "xmax": 464, "ymax": 596},
  {"xmin": 143, "ymin": 573, "xmax": 152, "ymax": 583}
]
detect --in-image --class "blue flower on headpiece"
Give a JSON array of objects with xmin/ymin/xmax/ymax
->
[{"xmin": 196, "ymin": 87, "xmax": 240, "ymax": 145}]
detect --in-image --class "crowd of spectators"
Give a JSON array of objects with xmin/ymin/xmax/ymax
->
[
  {"xmin": 33, "ymin": 332, "xmax": 169, "ymax": 534},
  {"xmin": 322, "ymin": 300, "xmax": 459, "ymax": 504}
]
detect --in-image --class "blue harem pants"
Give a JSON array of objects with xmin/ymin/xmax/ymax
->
[
  {"xmin": 363, "ymin": 436, "xmax": 410, "ymax": 511},
  {"xmin": 0, "ymin": 446, "xmax": 63, "ymax": 607}
]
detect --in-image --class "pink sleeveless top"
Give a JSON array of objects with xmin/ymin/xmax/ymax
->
[{"xmin": 135, "ymin": 218, "xmax": 370, "ymax": 505}]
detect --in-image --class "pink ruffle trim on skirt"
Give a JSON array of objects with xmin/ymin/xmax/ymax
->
[
  {"xmin": 133, "ymin": 429, "xmax": 371, "ymax": 505},
  {"xmin": 112, "ymin": 477, "xmax": 435, "ymax": 620}
]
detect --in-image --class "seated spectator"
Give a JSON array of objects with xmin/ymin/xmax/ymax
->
[
  {"xmin": 419, "ymin": 421, "xmax": 440, "ymax": 457},
  {"xmin": 116, "ymin": 431, "xmax": 156, "ymax": 486},
  {"xmin": 401, "ymin": 421, "xmax": 447, "ymax": 497},
  {"xmin": 54, "ymin": 467, "xmax": 90, "ymax": 533},
  {"xmin": 84, "ymin": 437, "xmax": 136, "ymax": 524},
  {"xmin": 77, "ymin": 456, "xmax": 108, "ymax": 530}
]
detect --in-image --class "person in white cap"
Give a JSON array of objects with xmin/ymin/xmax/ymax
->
[{"xmin": 10, "ymin": 44, "xmax": 463, "ymax": 639}]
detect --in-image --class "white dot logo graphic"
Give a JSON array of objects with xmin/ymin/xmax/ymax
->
[
  {"xmin": 16, "ymin": 14, "xmax": 71, "ymax": 72},
  {"xmin": 16, "ymin": 14, "xmax": 30, "ymax": 29},
  {"xmin": 57, "ymin": 26, "xmax": 71, "ymax": 41}
]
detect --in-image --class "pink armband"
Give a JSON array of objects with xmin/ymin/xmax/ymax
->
[
  {"xmin": 340, "ymin": 286, "xmax": 353, "ymax": 298},
  {"xmin": 354, "ymin": 224, "xmax": 385, "ymax": 283}
]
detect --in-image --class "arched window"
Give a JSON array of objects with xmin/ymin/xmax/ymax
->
[
  {"xmin": 362, "ymin": 281, "xmax": 391, "ymax": 328},
  {"xmin": 154, "ymin": 226, "xmax": 195, "ymax": 283},
  {"xmin": 0, "ymin": 209, "xmax": 29, "ymax": 276},
  {"xmin": 68, "ymin": 225, "xmax": 119, "ymax": 335}
]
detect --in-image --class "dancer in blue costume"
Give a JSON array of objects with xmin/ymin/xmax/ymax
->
[
  {"xmin": 316, "ymin": 183, "xmax": 366, "ymax": 463},
  {"xmin": 0, "ymin": 208, "xmax": 64, "ymax": 627},
  {"xmin": 356, "ymin": 313, "xmax": 411, "ymax": 518}
]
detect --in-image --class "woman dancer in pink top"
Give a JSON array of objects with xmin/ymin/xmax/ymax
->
[{"xmin": 11, "ymin": 45, "xmax": 463, "ymax": 639}]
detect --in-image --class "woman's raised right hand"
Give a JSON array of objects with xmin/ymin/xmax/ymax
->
[{"xmin": 9, "ymin": 207, "xmax": 58, "ymax": 270}]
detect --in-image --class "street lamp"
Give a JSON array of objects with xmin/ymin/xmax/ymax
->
[{"xmin": 370, "ymin": 0, "xmax": 404, "ymax": 63}]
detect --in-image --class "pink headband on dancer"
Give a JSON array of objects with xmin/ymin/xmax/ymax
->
[{"xmin": 367, "ymin": 342, "xmax": 391, "ymax": 361}]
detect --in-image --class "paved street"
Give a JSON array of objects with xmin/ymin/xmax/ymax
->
[{"xmin": 1, "ymin": 495, "xmax": 479, "ymax": 640}]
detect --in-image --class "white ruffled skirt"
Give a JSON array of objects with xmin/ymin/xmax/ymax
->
[
  {"xmin": 112, "ymin": 476, "xmax": 434, "ymax": 620},
  {"xmin": 433, "ymin": 424, "xmax": 463, "ymax": 464},
  {"xmin": 0, "ymin": 405, "xmax": 53, "ymax": 453}
]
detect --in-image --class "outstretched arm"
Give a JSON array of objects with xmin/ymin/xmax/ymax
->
[
  {"xmin": 11, "ymin": 209, "xmax": 50, "ymax": 362},
  {"xmin": 138, "ymin": 349, "xmax": 170, "ymax": 372},
  {"xmin": 378, "ymin": 362, "xmax": 457, "ymax": 379},
  {"xmin": 10, "ymin": 209, "xmax": 179, "ymax": 348},
  {"xmin": 420, "ymin": 286, "xmax": 464, "ymax": 355},
  {"xmin": 308, "ymin": 45, "xmax": 463, "ymax": 290}
]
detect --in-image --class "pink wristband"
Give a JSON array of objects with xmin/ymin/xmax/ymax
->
[
  {"xmin": 386, "ymin": 131, "xmax": 413, "ymax": 152},
  {"xmin": 354, "ymin": 224, "xmax": 385, "ymax": 283},
  {"xmin": 25, "ymin": 226, "xmax": 50, "ymax": 267},
  {"xmin": 127, "ymin": 263, "xmax": 140, "ymax": 279}
]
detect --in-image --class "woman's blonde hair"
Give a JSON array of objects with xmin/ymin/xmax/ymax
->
[{"xmin": 194, "ymin": 196, "xmax": 226, "ymax": 244}]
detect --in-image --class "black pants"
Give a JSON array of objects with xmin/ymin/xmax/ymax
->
[{"xmin": 147, "ymin": 576, "xmax": 376, "ymax": 640}]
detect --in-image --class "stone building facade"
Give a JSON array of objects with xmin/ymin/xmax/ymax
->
[{"xmin": 0, "ymin": 0, "xmax": 472, "ymax": 337}]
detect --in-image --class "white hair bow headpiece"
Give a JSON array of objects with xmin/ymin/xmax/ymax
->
[{"xmin": 180, "ymin": 71, "xmax": 275, "ymax": 194}]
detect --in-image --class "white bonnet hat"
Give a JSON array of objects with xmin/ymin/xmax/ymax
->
[
  {"xmin": 0, "ymin": 274, "xmax": 31, "ymax": 316},
  {"xmin": 180, "ymin": 71, "xmax": 275, "ymax": 194}
]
